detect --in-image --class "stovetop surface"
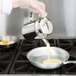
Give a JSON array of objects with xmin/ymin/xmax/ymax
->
[
  {"xmin": 0, "ymin": 39, "xmax": 76, "ymax": 74},
  {"xmin": 0, "ymin": 40, "xmax": 20, "ymax": 74}
]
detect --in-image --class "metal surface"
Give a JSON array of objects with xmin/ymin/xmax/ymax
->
[
  {"xmin": 22, "ymin": 12, "xmax": 53, "ymax": 40},
  {"xmin": 0, "ymin": 0, "xmax": 76, "ymax": 39},
  {"xmin": 27, "ymin": 47, "xmax": 76, "ymax": 69},
  {"xmin": 34, "ymin": 20, "xmax": 51, "ymax": 45},
  {"xmin": 22, "ymin": 12, "xmax": 53, "ymax": 37},
  {"xmin": 63, "ymin": 61, "xmax": 76, "ymax": 64},
  {"xmin": 0, "ymin": 36, "xmax": 19, "ymax": 48}
]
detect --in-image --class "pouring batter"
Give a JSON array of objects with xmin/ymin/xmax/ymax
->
[
  {"xmin": 36, "ymin": 33, "xmax": 62, "ymax": 64},
  {"xmin": 42, "ymin": 39, "xmax": 62, "ymax": 64}
]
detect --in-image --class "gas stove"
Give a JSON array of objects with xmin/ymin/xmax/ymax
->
[
  {"xmin": 0, "ymin": 40, "xmax": 20, "ymax": 74},
  {"xmin": 0, "ymin": 39, "xmax": 76, "ymax": 74}
]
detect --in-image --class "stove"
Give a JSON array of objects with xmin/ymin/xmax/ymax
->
[
  {"xmin": 0, "ymin": 39, "xmax": 76, "ymax": 74},
  {"xmin": 0, "ymin": 40, "xmax": 20, "ymax": 74},
  {"xmin": 1, "ymin": 39, "xmax": 74, "ymax": 75}
]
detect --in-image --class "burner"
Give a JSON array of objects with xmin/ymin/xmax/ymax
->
[
  {"xmin": 69, "ymin": 47, "xmax": 76, "ymax": 58},
  {"xmin": 9, "ymin": 39, "xmax": 61, "ymax": 74},
  {"xmin": 11, "ymin": 51, "xmax": 61, "ymax": 74},
  {"xmin": 0, "ymin": 53, "xmax": 14, "ymax": 73},
  {"xmin": 61, "ymin": 56, "xmax": 76, "ymax": 74},
  {"xmin": 57, "ymin": 39, "xmax": 73, "ymax": 51},
  {"xmin": 9, "ymin": 39, "xmax": 76, "ymax": 74},
  {"xmin": 13, "ymin": 61, "xmax": 35, "ymax": 74},
  {"xmin": 34, "ymin": 67, "xmax": 61, "ymax": 74},
  {"xmin": 0, "ymin": 40, "xmax": 20, "ymax": 74},
  {"xmin": 0, "ymin": 53, "xmax": 13, "ymax": 61}
]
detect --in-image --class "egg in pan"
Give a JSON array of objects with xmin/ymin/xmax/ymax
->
[{"xmin": 0, "ymin": 41, "xmax": 14, "ymax": 45}]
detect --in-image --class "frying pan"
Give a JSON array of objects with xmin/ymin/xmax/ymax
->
[
  {"xmin": 27, "ymin": 47, "xmax": 76, "ymax": 69},
  {"xmin": 0, "ymin": 36, "xmax": 20, "ymax": 49}
]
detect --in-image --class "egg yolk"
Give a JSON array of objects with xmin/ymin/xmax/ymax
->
[{"xmin": 2, "ymin": 41, "xmax": 8, "ymax": 45}]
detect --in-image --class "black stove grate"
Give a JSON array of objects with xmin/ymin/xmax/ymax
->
[
  {"xmin": 60, "ymin": 56, "xmax": 76, "ymax": 74},
  {"xmin": 7, "ymin": 39, "xmax": 76, "ymax": 74},
  {"xmin": 0, "ymin": 41, "xmax": 21, "ymax": 74}
]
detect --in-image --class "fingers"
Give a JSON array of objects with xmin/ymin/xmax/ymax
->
[
  {"xmin": 33, "ymin": 2, "xmax": 45, "ymax": 16},
  {"xmin": 38, "ymin": 2, "xmax": 45, "ymax": 16},
  {"xmin": 33, "ymin": 10, "xmax": 40, "ymax": 14},
  {"xmin": 18, "ymin": 0, "xmax": 45, "ymax": 16}
]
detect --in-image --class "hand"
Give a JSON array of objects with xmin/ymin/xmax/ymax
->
[{"xmin": 13, "ymin": 0, "xmax": 45, "ymax": 16}]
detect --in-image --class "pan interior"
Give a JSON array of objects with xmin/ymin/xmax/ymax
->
[
  {"xmin": 0, "ymin": 36, "xmax": 19, "ymax": 45},
  {"xmin": 27, "ymin": 47, "xmax": 70, "ymax": 64}
]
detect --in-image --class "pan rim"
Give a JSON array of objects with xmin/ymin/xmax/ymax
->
[
  {"xmin": 0, "ymin": 35, "xmax": 20, "ymax": 46},
  {"xmin": 26, "ymin": 46, "xmax": 70, "ymax": 65}
]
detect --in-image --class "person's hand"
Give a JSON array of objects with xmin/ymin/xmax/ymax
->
[{"xmin": 13, "ymin": 0, "xmax": 45, "ymax": 16}]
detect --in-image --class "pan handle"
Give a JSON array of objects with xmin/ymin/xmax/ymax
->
[{"xmin": 63, "ymin": 61, "xmax": 76, "ymax": 65}]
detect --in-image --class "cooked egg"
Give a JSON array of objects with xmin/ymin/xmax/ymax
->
[
  {"xmin": 2, "ymin": 41, "xmax": 9, "ymax": 45},
  {"xmin": 42, "ymin": 59, "xmax": 62, "ymax": 64},
  {"xmin": 0, "ymin": 41, "xmax": 14, "ymax": 45}
]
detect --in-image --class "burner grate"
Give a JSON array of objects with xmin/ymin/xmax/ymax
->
[
  {"xmin": 61, "ymin": 56, "xmax": 76, "ymax": 74},
  {"xmin": 0, "ymin": 41, "xmax": 21, "ymax": 74},
  {"xmin": 14, "ymin": 61, "xmax": 35, "ymax": 74},
  {"xmin": 9, "ymin": 39, "xmax": 61, "ymax": 74},
  {"xmin": 57, "ymin": 39, "xmax": 73, "ymax": 51},
  {"xmin": 9, "ymin": 39, "xmax": 76, "ymax": 74}
]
